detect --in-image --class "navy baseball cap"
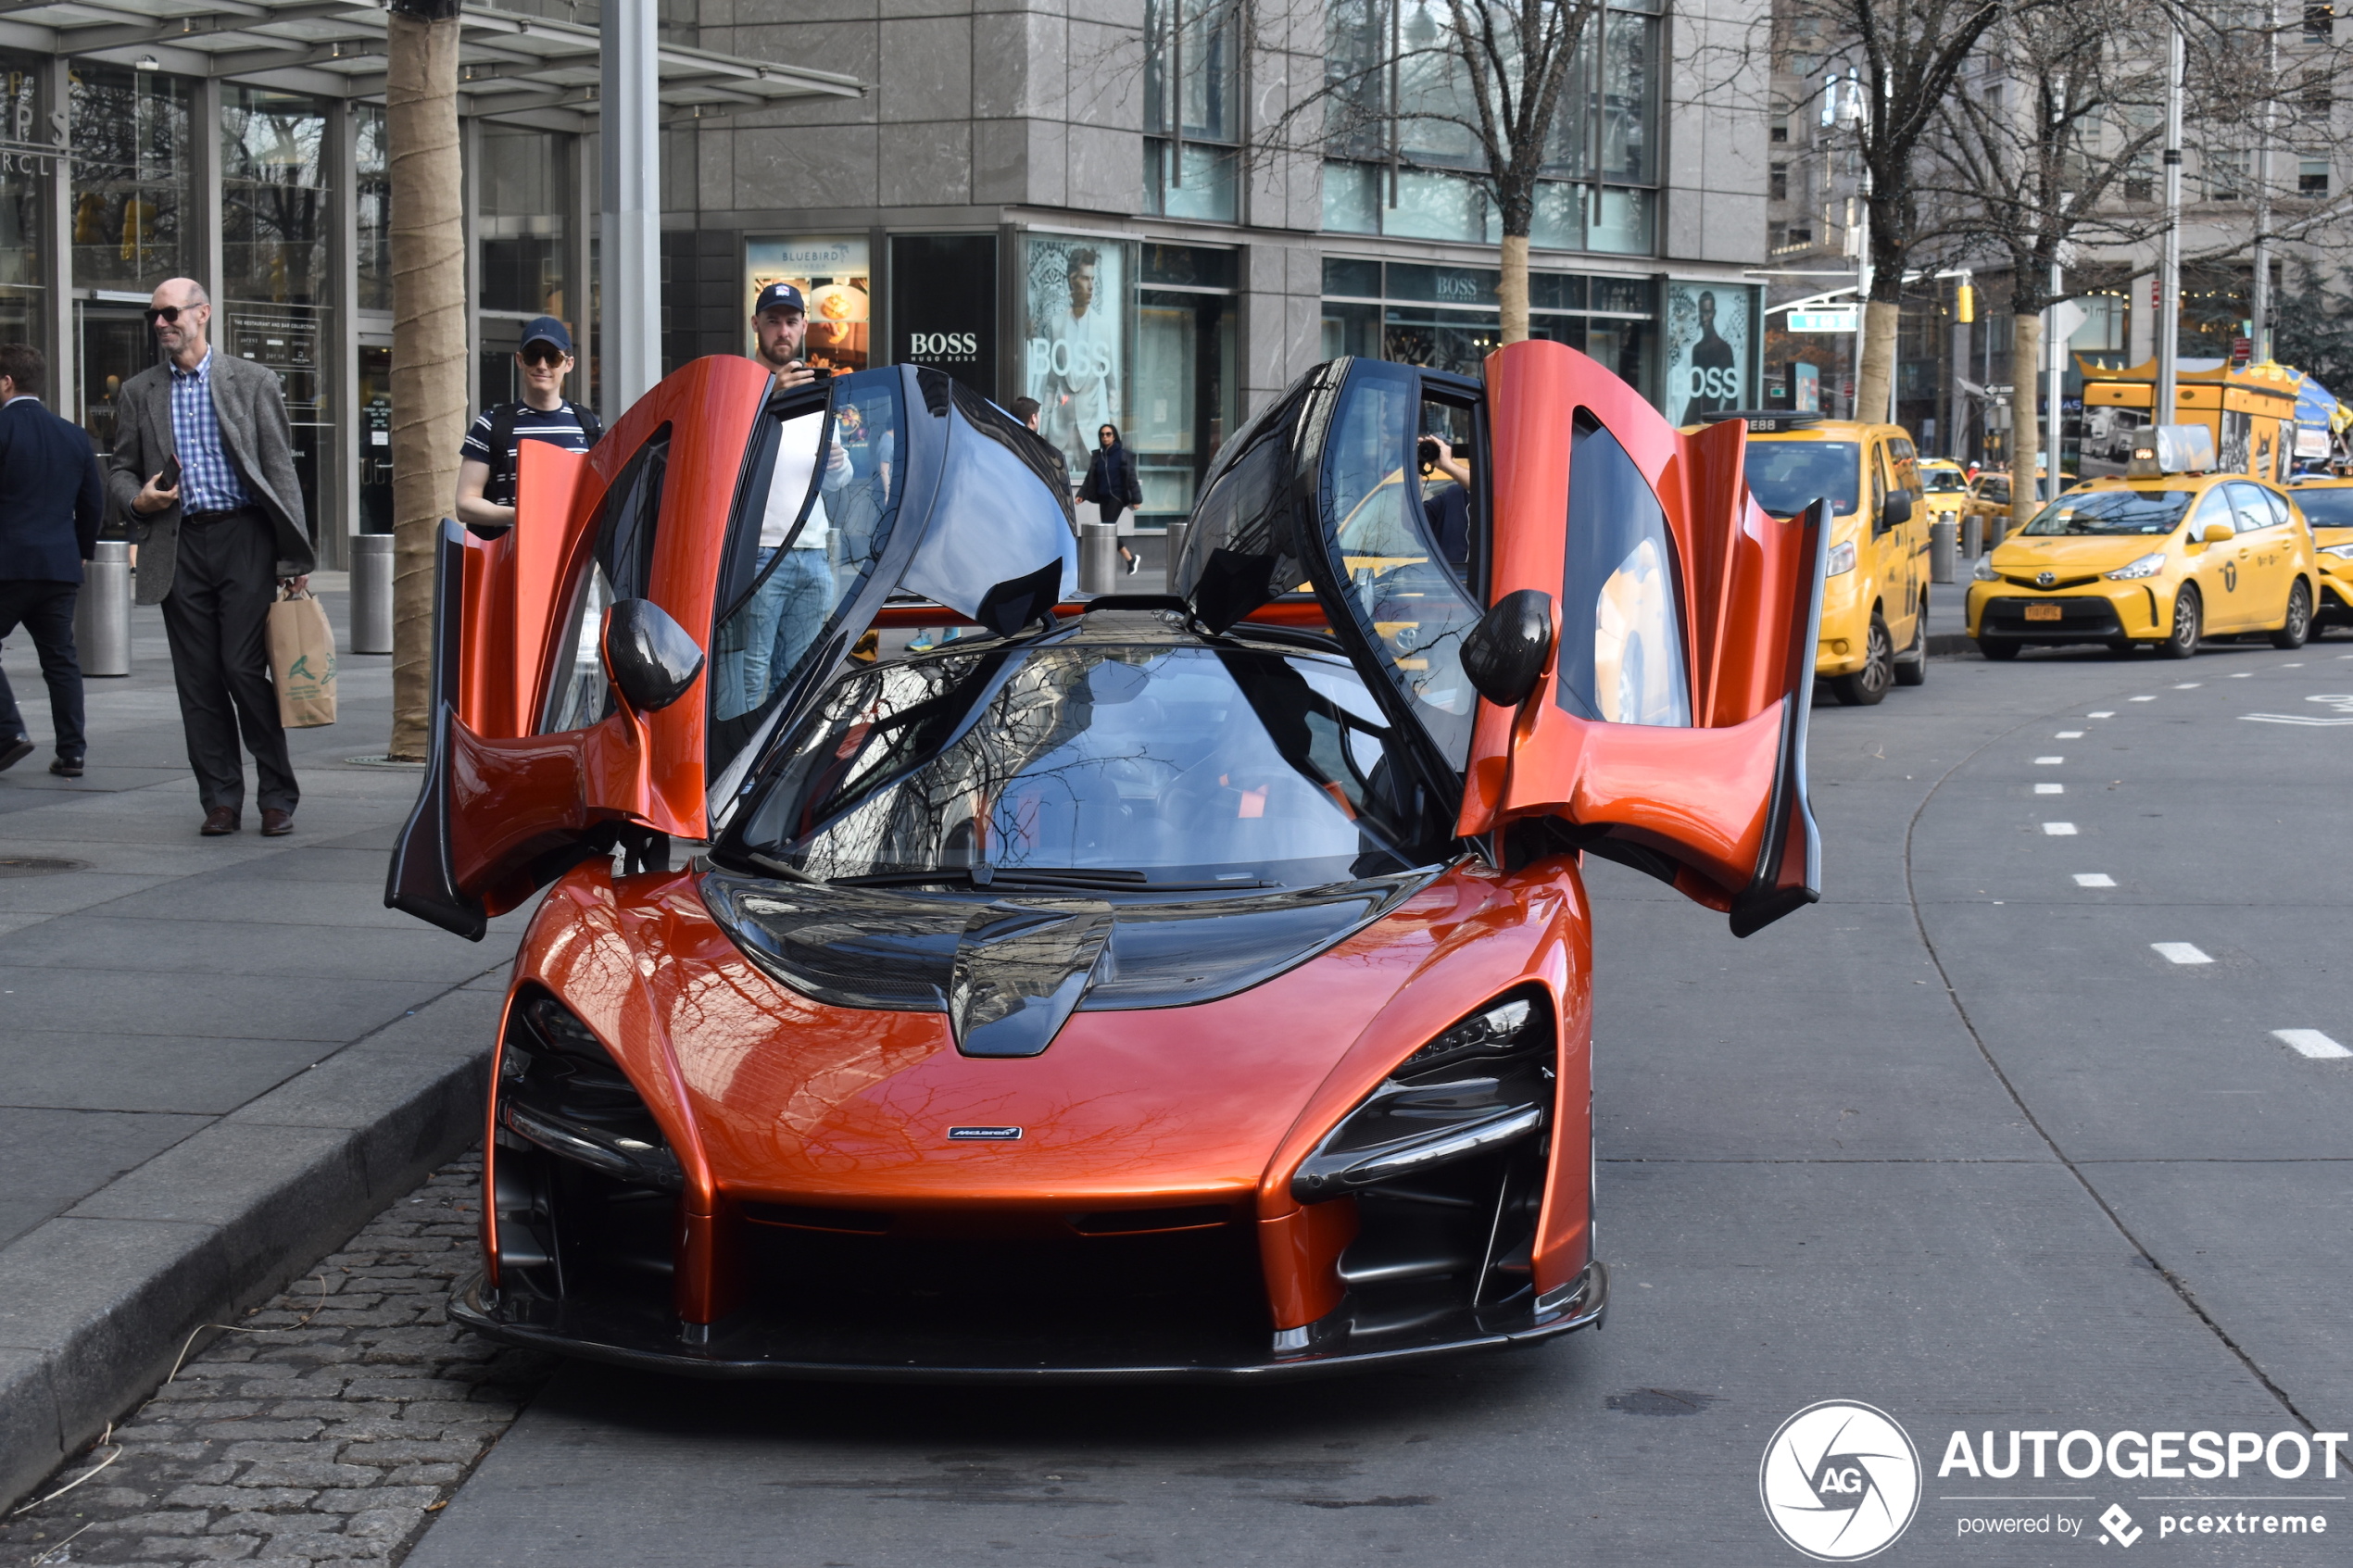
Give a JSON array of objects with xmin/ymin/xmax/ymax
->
[
  {"xmin": 754, "ymin": 282, "xmax": 806, "ymax": 318},
  {"xmin": 519, "ymin": 316, "xmax": 573, "ymax": 354}
]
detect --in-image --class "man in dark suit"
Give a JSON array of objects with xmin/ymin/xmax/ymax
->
[
  {"xmin": 107, "ymin": 278, "xmax": 315, "ymax": 836},
  {"xmin": 0, "ymin": 344, "xmax": 105, "ymax": 777}
]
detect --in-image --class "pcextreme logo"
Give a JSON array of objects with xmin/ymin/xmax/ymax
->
[{"xmin": 1760, "ymin": 1400, "xmax": 1923, "ymax": 1561}]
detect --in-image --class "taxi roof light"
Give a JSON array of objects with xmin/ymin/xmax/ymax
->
[{"xmin": 2126, "ymin": 423, "xmax": 2217, "ymax": 477}]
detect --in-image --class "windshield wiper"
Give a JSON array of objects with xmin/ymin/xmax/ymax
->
[{"xmin": 830, "ymin": 866, "xmax": 1276, "ymax": 893}]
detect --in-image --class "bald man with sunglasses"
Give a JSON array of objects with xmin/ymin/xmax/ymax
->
[{"xmin": 108, "ymin": 277, "xmax": 315, "ymax": 837}]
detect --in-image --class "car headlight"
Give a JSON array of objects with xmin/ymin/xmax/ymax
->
[
  {"xmin": 2105, "ymin": 552, "xmax": 2169, "ymax": 581},
  {"xmin": 1972, "ymin": 556, "xmax": 2000, "ymax": 582},
  {"xmin": 2322, "ymin": 542, "xmax": 2353, "ymax": 560},
  {"xmin": 1825, "ymin": 540, "xmax": 1856, "ymax": 578}
]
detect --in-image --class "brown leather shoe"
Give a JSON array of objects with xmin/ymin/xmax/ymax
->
[
  {"xmin": 260, "ymin": 808, "xmax": 295, "ymax": 837},
  {"xmin": 201, "ymin": 807, "xmax": 240, "ymax": 836}
]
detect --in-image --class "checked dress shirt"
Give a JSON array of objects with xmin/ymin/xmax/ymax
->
[{"xmin": 168, "ymin": 350, "xmax": 255, "ymax": 514}]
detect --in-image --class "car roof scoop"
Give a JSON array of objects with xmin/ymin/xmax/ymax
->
[{"xmin": 949, "ymin": 900, "xmax": 1114, "ymax": 1058}]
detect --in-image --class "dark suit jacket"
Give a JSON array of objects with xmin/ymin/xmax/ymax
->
[
  {"xmin": 0, "ymin": 397, "xmax": 105, "ymax": 584},
  {"xmin": 106, "ymin": 349, "xmax": 315, "ymax": 606}
]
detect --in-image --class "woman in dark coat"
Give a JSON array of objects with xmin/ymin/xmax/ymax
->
[{"xmin": 1077, "ymin": 422, "xmax": 1142, "ymax": 575}]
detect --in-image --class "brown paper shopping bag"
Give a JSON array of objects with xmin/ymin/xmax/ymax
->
[{"xmin": 268, "ymin": 587, "xmax": 339, "ymax": 728}]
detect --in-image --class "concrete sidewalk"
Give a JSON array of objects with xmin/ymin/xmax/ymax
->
[{"xmin": 0, "ymin": 583, "xmax": 524, "ymax": 1507}]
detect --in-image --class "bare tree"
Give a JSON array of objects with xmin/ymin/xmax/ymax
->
[
  {"xmin": 1269, "ymin": 0, "xmax": 1604, "ymax": 343},
  {"xmin": 386, "ymin": 0, "xmax": 467, "ymax": 760},
  {"xmin": 1925, "ymin": 0, "xmax": 2167, "ymax": 532}
]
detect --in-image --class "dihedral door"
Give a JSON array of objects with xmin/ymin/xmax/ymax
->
[{"xmin": 1460, "ymin": 339, "xmax": 1826, "ymax": 935}]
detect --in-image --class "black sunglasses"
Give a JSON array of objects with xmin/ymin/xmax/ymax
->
[
  {"xmin": 144, "ymin": 305, "xmax": 194, "ymax": 325},
  {"xmin": 519, "ymin": 345, "xmax": 568, "ymax": 367}
]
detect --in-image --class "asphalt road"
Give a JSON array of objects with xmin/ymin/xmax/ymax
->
[{"xmin": 401, "ymin": 641, "xmax": 2353, "ymax": 1568}]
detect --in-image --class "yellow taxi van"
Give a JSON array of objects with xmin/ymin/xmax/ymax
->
[{"xmin": 2284, "ymin": 475, "xmax": 2353, "ymax": 634}]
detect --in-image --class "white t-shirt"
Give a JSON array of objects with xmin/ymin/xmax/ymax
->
[{"xmin": 761, "ymin": 412, "xmax": 851, "ymax": 550}]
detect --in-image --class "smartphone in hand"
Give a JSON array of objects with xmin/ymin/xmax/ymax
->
[{"xmin": 158, "ymin": 454, "xmax": 182, "ymax": 493}]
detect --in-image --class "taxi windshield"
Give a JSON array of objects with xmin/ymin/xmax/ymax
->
[
  {"xmin": 2293, "ymin": 487, "xmax": 2353, "ymax": 528},
  {"xmin": 2021, "ymin": 489, "xmax": 2195, "ymax": 535},
  {"xmin": 736, "ymin": 640, "xmax": 1452, "ymax": 890},
  {"xmin": 1919, "ymin": 468, "xmax": 1969, "ymax": 492},
  {"xmin": 1743, "ymin": 442, "xmax": 1861, "ymax": 518}
]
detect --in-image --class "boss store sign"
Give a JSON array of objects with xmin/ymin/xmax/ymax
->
[{"xmin": 890, "ymin": 234, "xmax": 998, "ymax": 398}]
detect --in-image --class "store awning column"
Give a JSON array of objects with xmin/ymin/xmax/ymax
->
[{"xmin": 602, "ymin": 0, "xmax": 661, "ymax": 416}]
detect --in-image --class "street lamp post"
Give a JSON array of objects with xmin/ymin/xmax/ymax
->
[
  {"xmin": 2250, "ymin": 0, "xmax": 2279, "ymax": 360},
  {"xmin": 602, "ymin": 0, "xmax": 662, "ymax": 417},
  {"xmin": 2156, "ymin": 26, "xmax": 2185, "ymax": 425}
]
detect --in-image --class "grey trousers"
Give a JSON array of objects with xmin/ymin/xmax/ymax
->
[{"xmin": 159, "ymin": 508, "xmax": 298, "ymax": 815}]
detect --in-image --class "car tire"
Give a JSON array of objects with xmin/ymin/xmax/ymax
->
[
  {"xmin": 1830, "ymin": 614, "xmax": 1894, "ymax": 704},
  {"xmin": 2157, "ymin": 584, "xmax": 2201, "ymax": 659},
  {"xmin": 2271, "ymin": 580, "xmax": 2313, "ymax": 649},
  {"xmin": 1892, "ymin": 606, "xmax": 1929, "ymax": 686},
  {"xmin": 1977, "ymin": 638, "xmax": 2020, "ymax": 661}
]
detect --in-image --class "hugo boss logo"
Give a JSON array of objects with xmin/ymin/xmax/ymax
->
[{"xmin": 909, "ymin": 332, "xmax": 980, "ymax": 360}]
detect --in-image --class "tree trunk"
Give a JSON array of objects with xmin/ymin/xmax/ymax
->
[
  {"xmin": 1856, "ymin": 301, "xmax": 1900, "ymax": 424},
  {"xmin": 386, "ymin": 7, "xmax": 468, "ymax": 762},
  {"xmin": 1498, "ymin": 234, "xmax": 1530, "ymax": 345},
  {"xmin": 2008, "ymin": 311, "xmax": 2043, "ymax": 541}
]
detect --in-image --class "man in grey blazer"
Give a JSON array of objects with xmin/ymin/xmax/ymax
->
[{"xmin": 108, "ymin": 278, "xmax": 316, "ymax": 836}]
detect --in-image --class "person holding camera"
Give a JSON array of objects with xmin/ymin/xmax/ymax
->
[
  {"xmin": 1418, "ymin": 434, "xmax": 1472, "ymax": 571},
  {"xmin": 751, "ymin": 282, "xmax": 826, "ymax": 390}
]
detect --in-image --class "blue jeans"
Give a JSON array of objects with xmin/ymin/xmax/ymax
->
[
  {"xmin": 768, "ymin": 547, "xmax": 837, "ymax": 690},
  {"xmin": 714, "ymin": 546, "xmax": 839, "ymax": 719}
]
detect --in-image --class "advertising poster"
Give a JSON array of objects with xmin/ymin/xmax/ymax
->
[
  {"xmin": 1663, "ymin": 281, "xmax": 1751, "ymax": 426},
  {"xmin": 746, "ymin": 235, "xmax": 869, "ymax": 374},
  {"xmin": 1023, "ymin": 234, "xmax": 1126, "ymax": 479},
  {"xmin": 888, "ymin": 232, "xmax": 997, "ymax": 399}
]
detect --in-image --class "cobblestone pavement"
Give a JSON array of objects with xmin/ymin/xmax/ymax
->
[{"xmin": 0, "ymin": 1156, "xmax": 552, "ymax": 1567}]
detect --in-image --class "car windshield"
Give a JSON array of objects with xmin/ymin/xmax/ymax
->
[
  {"xmin": 1920, "ymin": 468, "xmax": 1969, "ymax": 493},
  {"xmin": 2294, "ymin": 487, "xmax": 2353, "ymax": 528},
  {"xmin": 1743, "ymin": 442, "xmax": 1860, "ymax": 517},
  {"xmin": 2020, "ymin": 489, "xmax": 2195, "ymax": 535},
  {"xmin": 734, "ymin": 637, "xmax": 1451, "ymax": 889}
]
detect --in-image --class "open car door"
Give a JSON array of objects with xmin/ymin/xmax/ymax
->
[
  {"xmin": 1459, "ymin": 340, "xmax": 1823, "ymax": 935},
  {"xmin": 388, "ymin": 361, "xmax": 1077, "ymax": 939},
  {"xmin": 1172, "ymin": 345, "xmax": 1821, "ymax": 935}
]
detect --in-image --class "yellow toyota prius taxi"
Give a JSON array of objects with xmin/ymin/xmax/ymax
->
[
  {"xmin": 2284, "ymin": 475, "xmax": 2353, "ymax": 634},
  {"xmin": 1734, "ymin": 416, "xmax": 1930, "ymax": 704},
  {"xmin": 1967, "ymin": 427, "xmax": 2318, "ymax": 659}
]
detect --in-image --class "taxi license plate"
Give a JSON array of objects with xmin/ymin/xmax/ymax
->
[{"xmin": 2024, "ymin": 604, "xmax": 2063, "ymax": 621}]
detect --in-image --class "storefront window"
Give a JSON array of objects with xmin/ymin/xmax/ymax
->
[
  {"xmin": 1134, "ymin": 244, "xmax": 1238, "ymax": 524},
  {"xmin": 222, "ymin": 87, "xmax": 327, "ymax": 305},
  {"xmin": 889, "ymin": 232, "xmax": 995, "ymax": 397},
  {"xmin": 0, "ymin": 57, "xmax": 46, "ymax": 356},
  {"xmin": 70, "ymin": 63, "xmax": 191, "ymax": 290},
  {"xmin": 1021, "ymin": 233, "xmax": 1131, "ymax": 483},
  {"xmin": 1318, "ymin": 259, "xmax": 1656, "ymax": 402},
  {"xmin": 1144, "ymin": 0, "xmax": 1240, "ymax": 220},
  {"xmin": 357, "ymin": 105, "xmax": 390, "ymax": 312},
  {"xmin": 479, "ymin": 124, "xmax": 568, "ymax": 318},
  {"xmin": 745, "ymin": 235, "xmax": 868, "ymax": 374}
]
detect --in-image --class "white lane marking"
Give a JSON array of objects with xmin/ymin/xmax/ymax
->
[
  {"xmin": 2043, "ymin": 822, "xmax": 2078, "ymax": 835},
  {"xmin": 2088, "ymin": 710, "xmax": 2116, "ymax": 717},
  {"xmin": 2152, "ymin": 942, "xmax": 2213, "ymax": 965},
  {"xmin": 2073, "ymin": 873, "xmax": 2116, "ymax": 887},
  {"xmin": 2231, "ymin": 672, "xmax": 2252, "ymax": 678},
  {"xmin": 2273, "ymin": 1029, "xmax": 2352, "ymax": 1060},
  {"xmin": 2036, "ymin": 783, "xmax": 2065, "ymax": 795},
  {"xmin": 2035, "ymin": 756, "xmax": 2065, "ymax": 764},
  {"xmin": 2130, "ymin": 696, "xmax": 2158, "ymax": 702},
  {"xmin": 2282, "ymin": 662, "xmax": 2304, "ymax": 668},
  {"xmin": 2241, "ymin": 714, "xmax": 2353, "ymax": 725},
  {"xmin": 2057, "ymin": 730, "xmax": 2084, "ymax": 737},
  {"xmin": 2173, "ymin": 682, "xmax": 2202, "ymax": 689}
]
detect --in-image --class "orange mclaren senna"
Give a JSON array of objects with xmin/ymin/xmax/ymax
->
[{"xmin": 385, "ymin": 343, "xmax": 1827, "ymax": 1379}]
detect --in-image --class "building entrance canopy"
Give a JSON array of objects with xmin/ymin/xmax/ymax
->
[{"xmin": 0, "ymin": 0, "xmax": 863, "ymax": 128}]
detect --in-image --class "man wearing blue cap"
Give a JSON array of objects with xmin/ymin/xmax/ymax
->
[
  {"xmin": 750, "ymin": 282, "xmax": 824, "ymax": 390},
  {"xmin": 455, "ymin": 316, "xmax": 601, "ymax": 529}
]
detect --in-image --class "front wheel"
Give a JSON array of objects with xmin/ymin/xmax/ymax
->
[
  {"xmin": 1829, "ymin": 614, "xmax": 1894, "ymax": 704},
  {"xmin": 2271, "ymin": 580, "xmax": 2312, "ymax": 649},
  {"xmin": 1893, "ymin": 602, "xmax": 1929, "ymax": 686},
  {"xmin": 2158, "ymin": 584, "xmax": 2201, "ymax": 659}
]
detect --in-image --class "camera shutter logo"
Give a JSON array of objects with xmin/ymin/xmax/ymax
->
[{"xmin": 1759, "ymin": 1400, "xmax": 1921, "ymax": 1561}]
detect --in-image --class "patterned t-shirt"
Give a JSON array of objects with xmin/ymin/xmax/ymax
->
[{"xmin": 459, "ymin": 403, "xmax": 593, "ymax": 505}]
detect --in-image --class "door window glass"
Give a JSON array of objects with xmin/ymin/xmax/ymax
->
[
  {"xmin": 2227, "ymin": 483, "xmax": 2276, "ymax": 533},
  {"xmin": 1559, "ymin": 414, "xmax": 1691, "ymax": 728},
  {"xmin": 2190, "ymin": 487, "xmax": 2236, "ymax": 537},
  {"xmin": 1320, "ymin": 361, "xmax": 1482, "ymax": 766},
  {"xmin": 540, "ymin": 424, "xmax": 670, "ymax": 733},
  {"xmin": 711, "ymin": 374, "xmax": 910, "ymax": 755}
]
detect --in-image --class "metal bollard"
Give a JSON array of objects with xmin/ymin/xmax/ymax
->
[
  {"xmin": 351, "ymin": 533, "xmax": 395, "ymax": 654},
  {"xmin": 75, "ymin": 541, "xmax": 132, "ymax": 677},
  {"xmin": 1961, "ymin": 514, "xmax": 1983, "ymax": 559},
  {"xmin": 1930, "ymin": 519, "xmax": 1957, "ymax": 583},
  {"xmin": 1163, "ymin": 521, "xmax": 1189, "ymax": 594},
  {"xmin": 1079, "ymin": 521, "xmax": 1122, "ymax": 596}
]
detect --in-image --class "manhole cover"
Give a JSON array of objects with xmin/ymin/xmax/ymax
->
[
  {"xmin": 0, "ymin": 857, "xmax": 90, "ymax": 877},
  {"xmin": 343, "ymin": 754, "xmax": 426, "ymax": 769}
]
